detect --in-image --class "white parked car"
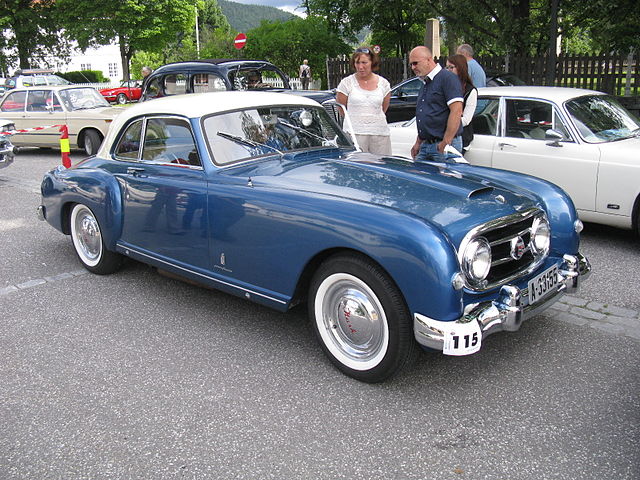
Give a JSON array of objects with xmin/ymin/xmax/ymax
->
[
  {"xmin": 0, "ymin": 86, "xmax": 123, "ymax": 155},
  {"xmin": 389, "ymin": 86, "xmax": 640, "ymax": 234}
]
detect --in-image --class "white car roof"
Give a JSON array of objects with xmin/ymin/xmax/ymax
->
[
  {"xmin": 97, "ymin": 91, "xmax": 323, "ymax": 158},
  {"xmin": 477, "ymin": 86, "xmax": 605, "ymax": 103}
]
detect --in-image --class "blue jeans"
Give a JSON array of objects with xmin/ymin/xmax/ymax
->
[{"xmin": 415, "ymin": 136, "xmax": 463, "ymax": 162}]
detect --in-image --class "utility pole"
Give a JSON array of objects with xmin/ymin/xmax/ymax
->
[{"xmin": 195, "ymin": 6, "xmax": 200, "ymax": 59}]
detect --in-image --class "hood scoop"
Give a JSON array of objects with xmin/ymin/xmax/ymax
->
[{"xmin": 467, "ymin": 186, "xmax": 495, "ymax": 199}]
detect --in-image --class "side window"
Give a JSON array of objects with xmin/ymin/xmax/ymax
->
[
  {"xmin": 115, "ymin": 119, "xmax": 143, "ymax": 160},
  {"xmin": 146, "ymin": 77, "xmax": 163, "ymax": 99},
  {"xmin": 471, "ymin": 98, "xmax": 499, "ymax": 135},
  {"xmin": 504, "ymin": 99, "xmax": 571, "ymax": 141},
  {"xmin": 192, "ymin": 73, "xmax": 227, "ymax": 93},
  {"xmin": 1, "ymin": 91, "xmax": 27, "ymax": 112},
  {"xmin": 164, "ymin": 74, "xmax": 187, "ymax": 96},
  {"xmin": 26, "ymin": 89, "xmax": 49, "ymax": 112},
  {"xmin": 142, "ymin": 117, "xmax": 201, "ymax": 166}
]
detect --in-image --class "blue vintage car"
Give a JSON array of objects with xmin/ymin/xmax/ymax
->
[{"xmin": 38, "ymin": 92, "xmax": 590, "ymax": 382}]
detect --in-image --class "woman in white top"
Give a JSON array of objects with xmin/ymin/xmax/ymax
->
[
  {"xmin": 336, "ymin": 47, "xmax": 392, "ymax": 155},
  {"xmin": 446, "ymin": 54, "xmax": 478, "ymax": 153}
]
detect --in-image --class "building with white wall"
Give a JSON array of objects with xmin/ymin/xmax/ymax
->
[{"xmin": 55, "ymin": 44, "xmax": 123, "ymax": 83}]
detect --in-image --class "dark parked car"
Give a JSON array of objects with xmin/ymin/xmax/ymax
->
[
  {"xmin": 37, "ymin": 91, "xmax": 590, "ymax": 382},
  {"xmin": 141, "ymin": 59, "xmax": 340, "ymax": 120},
  {"xmin": 486, "ymin": 72, "xmax": 527, "ymax": 87},
  {"xmin": 385, "ymin": 73, "xmax": 527, "ymax": 123}
]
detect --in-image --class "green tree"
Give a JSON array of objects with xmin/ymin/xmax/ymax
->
[
  {"xmin": 563, "ymin": 0, "xmax": 640, "ymax": 54},
  {"xmin": 57, "ymin": 0, "xmax": 201, "ymax": 80},
  {"xmin": 243, "ymin": 16, "xmax": 351, "ymax": 87},
  {"xmin": 0, "ymin": 0, "xmax": 72, "ymax": 71}
]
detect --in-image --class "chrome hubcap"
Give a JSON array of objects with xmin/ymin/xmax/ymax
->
[
  {"xmin": 317, "ymin": 274, "xmax": 388, "ymax": 369},
  {"xmin": 74, "ymin": 208, "xmax": 101, "ymax": 263}
]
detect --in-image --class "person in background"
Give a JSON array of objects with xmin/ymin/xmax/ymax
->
[
  {"xmin": 141, "ymin": 66, "xmax": 152, "ymax": 88},
  {"xmin": 299, "ymin": 59, "xmax": 311, "ymax": 90},
  {"xmin": 456, "ymin": 44, "xmax": 486, "ymax": 88},
  {"xmin": 409, "ymin": 46, "xmax": 463, "ymax": 161},
  {"xmin": 335, "ymin": 47, "xmax": 392, "ymax": 155},
  {"xmin": 447, "ymin": 54, "xmax": 477, "ymax": 153},
  {"xmin": 141, "ymin": 66, "xmax": 152, "ymax": 79}
]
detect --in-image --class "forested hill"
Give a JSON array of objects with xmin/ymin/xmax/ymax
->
[{"xmin": 218, "ymin": 0, "xmax": 295, "ymax": 33}]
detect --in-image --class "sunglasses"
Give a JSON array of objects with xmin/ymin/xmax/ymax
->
[{"xmin": 355, "ymin": 47, "xmax": 370, "ymax": 54}]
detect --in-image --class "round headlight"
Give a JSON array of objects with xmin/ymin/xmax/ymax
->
[
  {"xmin": 462, "ymin": 237, "xmax": 492, "ymax": 283},
  {"xmin": 531, "ymin": 216, "xmax": 551, "ymax": 255}
]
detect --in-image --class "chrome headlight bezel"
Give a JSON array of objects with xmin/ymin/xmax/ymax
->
[
  {"xmin": 531, "ymin": 215, "xmax": 551, "ymax": 256},
  {"xmin": 461, "ymin": 236, "xmax": 492, "ymax": 285}
]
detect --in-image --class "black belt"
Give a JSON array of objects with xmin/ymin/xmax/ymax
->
[{"xmin": 422, "ymin": 136, "xmax": 442, "ymax": 144}]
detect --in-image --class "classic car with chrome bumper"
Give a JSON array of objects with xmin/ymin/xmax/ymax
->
[{"xmin": 37, "ymin": 91, "xmax": 591, "ymax": 383}]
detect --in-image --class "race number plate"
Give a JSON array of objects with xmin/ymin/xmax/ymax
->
[
  {"xmin": 443, "ymin": 320, "xmax": 482, "ymax": 356},
  {"xmin": 528, "ymin": 264, "xmax": 559, "ymax": 305}
]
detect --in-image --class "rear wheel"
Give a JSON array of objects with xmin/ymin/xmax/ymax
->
[
  {"xmin": 82, "ymin": 130, "xmax": 102, "ymax": 156},
  {"xmin": 70, "ymin": 203, "xmax": 122, "ymax": 274},
  {"xmin": 309, "ymin": 254, "xmax": 418, "ymax": 382},
  {"xmin": 116, "ymin": 93, "xmax": 128, "ymax": 104}
]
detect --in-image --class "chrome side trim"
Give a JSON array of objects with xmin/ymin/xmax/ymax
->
[
  {"xmin": 414, "ymin": 253, "xmax": 591, "ymax": 351},
  {"xmin": 116, "ymin": 243, "xmax": 288, "ymax": 305}
]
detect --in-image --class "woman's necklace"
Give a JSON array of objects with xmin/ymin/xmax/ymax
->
[{"xmin": 358, "ymin": 73, "xmax": 375, "ymax": 88}]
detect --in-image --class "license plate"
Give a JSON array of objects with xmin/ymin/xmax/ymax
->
[
  {"xmin": 528, "ymin": 264, "xmax": 559, "ymax": 305},
  {"xmin": 443, "ymin": 320, "xmax": 482, "ymax": 356}
]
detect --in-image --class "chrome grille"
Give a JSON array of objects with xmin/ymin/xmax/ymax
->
[{"xmin": 458, "ymin": 208, "xmax": 548, "ymax": 291}]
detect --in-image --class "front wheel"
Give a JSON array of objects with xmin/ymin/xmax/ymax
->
[
  {"xmin": 309, "ymin": 254, "xmax": 418, "ymax": 382},
  {"xmin": 116, "ymin": 93, "xmax": 128, "ymax": 104},
  {"xmin": 82, "ymin": 130, "xmax": 102, "ymax": 156},
  {"xmin": 70, "ymin": 204, "xmax": 122, "ymax": 274}
]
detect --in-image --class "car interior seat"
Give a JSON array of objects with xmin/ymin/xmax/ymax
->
[{"xmin": 528, "ymin": 106, "xmax": 551, "ymax": 140}]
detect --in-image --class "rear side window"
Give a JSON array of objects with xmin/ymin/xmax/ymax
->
[
  {"xmin": 115, "ymin": 120, "xmax": 143, "ymax": 160},
  {"xmin": 1, "ymin": 91, "xmax": 27, "ymax": 112},
  {"xmin": 192, "ymin": 73, "xmax": 226, "ymax": 93}
]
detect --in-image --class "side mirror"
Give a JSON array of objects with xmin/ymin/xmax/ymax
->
[{"xmin": 545, "ymin": 129, "xmax": 564, "ymax": 146}]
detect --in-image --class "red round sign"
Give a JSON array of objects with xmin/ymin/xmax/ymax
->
[{"xmin": 234, "ymin": 33, "xmax": 247, "ymax": 49}]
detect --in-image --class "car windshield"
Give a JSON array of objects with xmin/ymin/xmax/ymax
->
[
  {"xmin": 565, "ymin": 95, "xmax": 640, "ymax": 143},
  {"xmin": 203, "ymin": 105, "xmax": 353, "ymax": 165},
  {"xmin": 58, "ymin": 88, "xmax": 110, "ymax": 110}
]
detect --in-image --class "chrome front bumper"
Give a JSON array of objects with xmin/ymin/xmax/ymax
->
[{"xmin": 414, "ymin": 253, "xmax": 591, "ymax": 352}]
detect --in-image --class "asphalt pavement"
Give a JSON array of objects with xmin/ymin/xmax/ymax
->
[{"xmin": 1, "ymin": 150, "xmax": 638, "ymax": 479}]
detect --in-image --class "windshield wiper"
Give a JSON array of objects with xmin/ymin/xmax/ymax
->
[
  {"xmin": 279, "ymin": 121, "xmax": 338, "ymax": 147},
  {"xmin": 217, "ymin": 131, "xmax": 283, "ymax": 157}
]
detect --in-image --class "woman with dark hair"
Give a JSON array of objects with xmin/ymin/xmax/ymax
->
[
  {"xmin": 446, "ymin": 54, "xmax": 477, "ymax": 153},
  {"xmin": 335, "ymin": 47, "xmax": 392, "ymax": 155}
]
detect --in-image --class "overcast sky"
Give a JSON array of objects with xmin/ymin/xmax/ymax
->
[{"xmin": 231, "ymin": 0, "xmax": 305, "ymax": 17}]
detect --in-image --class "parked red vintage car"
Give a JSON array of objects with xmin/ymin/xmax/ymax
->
[{"xmin": 99, "ymin": 80, "xmax": 142, "ymax": 104}]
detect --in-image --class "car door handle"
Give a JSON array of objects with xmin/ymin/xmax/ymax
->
[
  {"xmin": 127, "ymin": 167, "xmax": 147, "ymax": 177},
  {"xmin": 498, "ymin": 142, "xmax": 516, "ymax": 150}
]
